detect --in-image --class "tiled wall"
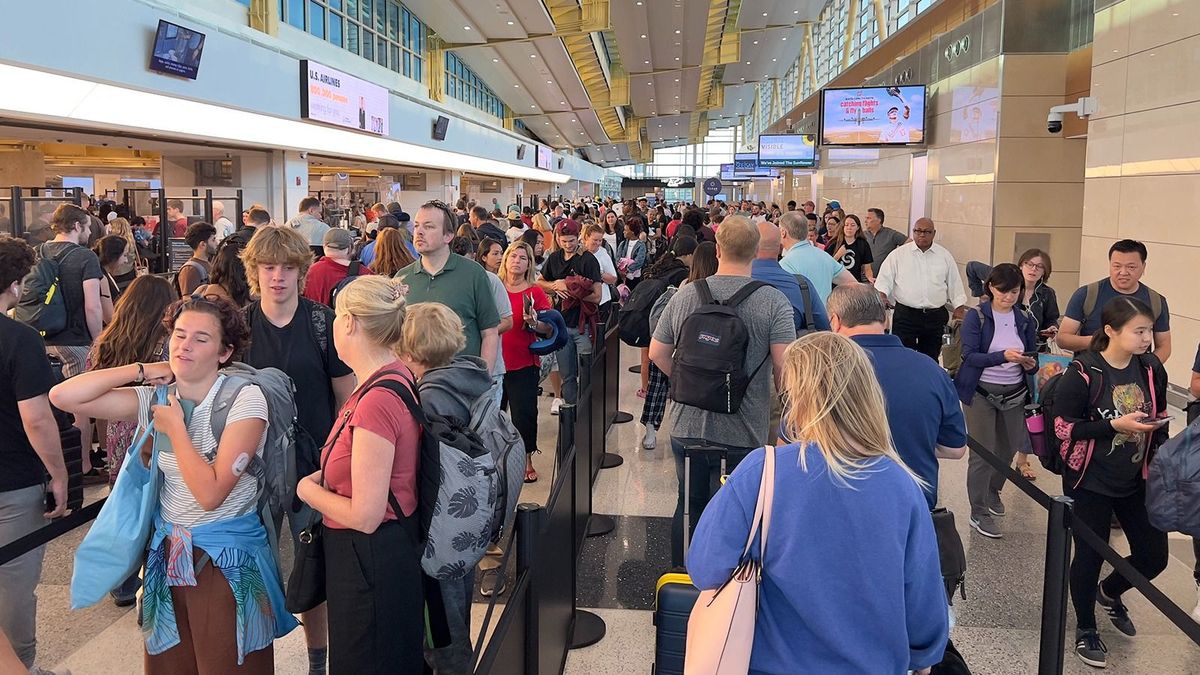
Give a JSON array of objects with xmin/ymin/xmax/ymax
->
[{"xmin": 1084, "ymin": 0, "xmax": 1200, "ymax": 387}]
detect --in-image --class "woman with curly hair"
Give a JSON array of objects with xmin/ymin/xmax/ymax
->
[{"xmin": 51, "ymin": 295, "xmax": 297, "ymax": 672}]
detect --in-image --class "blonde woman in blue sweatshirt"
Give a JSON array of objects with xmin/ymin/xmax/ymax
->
[{"xmin": 688, "ymin": 332, "xmax": 948, "ymax": 674}]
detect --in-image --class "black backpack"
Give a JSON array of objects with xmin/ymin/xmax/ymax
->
[
  {"xmin": 14, "ymin": 243, "xmax": 83, "ymax": 337},
  {"xmin": 792, "ymin": 274, "xmax": 818, "ymax": 335},
  {"xmin": 618, "ymin": 277, "xmax": 669, "ymax": 347},
  {"xmin": 668, "ymin": 279, "xmax": 767, "ymax": 414},
  {"xmin": 1037, "ymin": 356, "xmax": 1105, "ymax": 475},
  {"xmin": 328, "ymin": 261, "xmax": 365, "ymax": 308}
]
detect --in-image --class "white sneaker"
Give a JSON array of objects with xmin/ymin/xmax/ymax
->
[
  {"xmin": 1192, "ymin": 582, "xmax": 1200, "ymax": 624},
  {"xmin": 550, "ymin": 398, "xmax": 564, "ymax": 415},
  {"xmin": 642, "ymin": 423, "xmax": 657, "ymax": 449}
]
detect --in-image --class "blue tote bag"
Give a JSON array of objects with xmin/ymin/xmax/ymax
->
[{"xmin": 70, "ymin": 386, "xmax": 171, "ymax": 609}]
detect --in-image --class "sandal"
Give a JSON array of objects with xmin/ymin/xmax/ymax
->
[
  {"xmin": 636, "ymin": 388, "xmax": 647, "ymax": 399},
  {"xmin": 524, "ymin": 467, "xmax": 538, "ymax": 483},
  {"xmin": 1019, "ymin": 462, "xmax": 1037, "ymax": 481}
]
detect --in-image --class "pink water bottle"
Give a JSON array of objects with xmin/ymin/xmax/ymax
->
[{"xmin": 1025, "ymin": 404, "xmax": 1047, "ymax": 459}]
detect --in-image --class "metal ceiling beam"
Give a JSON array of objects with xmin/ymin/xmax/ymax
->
[
  {"xmin": 442, "ymin": 0, "xmax": 609, "ymax": 49},
  {"xmin": 544, "ymin": 0, "xmax": 624, "ymax": 145}
]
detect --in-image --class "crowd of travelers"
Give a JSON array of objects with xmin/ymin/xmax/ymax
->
[{"xmin": 0, "ymin": 191, "xmax": 1196, "ymax": 674}]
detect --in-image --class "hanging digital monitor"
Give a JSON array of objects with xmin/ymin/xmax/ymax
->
[
  {"xmin": 757, "ymin": 134, "xmax": 817, "ymax": 168},
  {"xmin": 820, "ymin": 85, "xmax": 927, "ymax": 146}
]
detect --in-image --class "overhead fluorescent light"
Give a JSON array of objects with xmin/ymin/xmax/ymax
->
[{"xmin": 0, "ymin": 63, "xmax": 569, "ymax": 183}]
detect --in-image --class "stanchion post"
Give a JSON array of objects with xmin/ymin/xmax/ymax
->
[
  {"xmin": 516, "ymin": 504, "xmax": 540, "ymax": 673},
  {"xmin": 1037, "ymin": 495, "xmax": 1073, "ymax": 675}
]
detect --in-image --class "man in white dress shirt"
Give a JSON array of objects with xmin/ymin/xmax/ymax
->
[{"xmin": 874, "ymin": 218, "xmax": 968, "ymax": 361}]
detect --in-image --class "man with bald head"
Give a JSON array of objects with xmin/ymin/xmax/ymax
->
[
  {"xmin": 750, "ymin": 220, "xmax": 829, "ymax": 333},
  {"xmin": 874, "ymin": 217, "xmax": 968, "ymax": 361}
]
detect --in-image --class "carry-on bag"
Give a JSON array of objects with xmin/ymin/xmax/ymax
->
[{"xmin": 651, "ymin": 573, "xmax": 700, "ymax": 675}]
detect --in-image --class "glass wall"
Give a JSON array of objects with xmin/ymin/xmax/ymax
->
[
  {"xmin": 280, "ymin": 0, "xmax": 426, "ymax": 83},
  {"xmin": 612, "ymin": 126, "xmax": 739, "ymax": 179},
  {"xmin": 445, "ymin": 52, "xmax": 507, "ymax": 120}
]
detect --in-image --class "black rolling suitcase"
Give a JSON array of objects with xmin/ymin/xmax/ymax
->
[{"xmin": 652, "ymin": 443, "xmax": 732, "ymax": 674}]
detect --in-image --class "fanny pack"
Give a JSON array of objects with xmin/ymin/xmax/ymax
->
[{"xmin": 975, "ymin": 384, "xmax": 1027, "ymax": 411}]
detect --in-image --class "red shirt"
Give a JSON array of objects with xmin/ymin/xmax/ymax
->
[
  {"xmin": 322, "ymin": 363, "xmax": 420, "ymax": 529},
  {"xmin": 303, "ymin": 257, "xmax": 374, "ymax": 307},
  {"xmin": 502, "ymin": 286, "xmax": 552, "ymax": 371}
]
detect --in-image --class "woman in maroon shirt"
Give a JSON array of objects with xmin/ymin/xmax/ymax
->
[{"xmin": 296, "ymin": 275, "xmax": 422, "ymax": 674}]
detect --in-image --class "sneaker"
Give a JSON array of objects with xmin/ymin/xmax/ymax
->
[
  {"xmin": 1097, "ymin": 584, "xmax": 1137, "ymax": 636},
  {"xmin": 642, "ymin": 423, "xmax": 657, "ymax": 449},
  {"xmin": 550, "ymin": 398, "xmax": 564, "ymax": 415},
  {"xmin": 1192, "ymin": 582, "xmax": 1200, "ymax": 625},
  {"xmin": 988, "ymin": 495, "xmax": 1006, "ymax": 517},
  {"xmin": 1075, "ymin": 629, "xmax": 1108, "ymax": 668},
  {"xmin": 970, "ymin": 515, "xmax": 1003, "ymax": 538}
]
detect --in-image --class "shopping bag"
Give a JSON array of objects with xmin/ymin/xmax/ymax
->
[{"xmin": 70, "ymin": 387, "xmax": 167, "ymax": 609}]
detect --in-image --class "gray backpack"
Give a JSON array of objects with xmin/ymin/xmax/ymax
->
[
  {"xmin": 468, "ymin": 380, "xmax": 527, "ymax": 546},
  {"xmin": 209, "ymin": 364, "xmax": 302, "ymax": 545},
  {"xmin": 1146, "ymin": 417, "xmax": 1200, "ymax": 536}
]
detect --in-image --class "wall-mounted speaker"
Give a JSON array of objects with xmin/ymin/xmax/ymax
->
[{"xmin": 432, "ymin": 115, "xmax": 450, "ymax": 141}]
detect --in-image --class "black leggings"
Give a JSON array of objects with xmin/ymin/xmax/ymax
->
[
  {"xmin": 324, "ymin": 518, "xmax": 425, "ymax": 674},
  {"xmin": 502, "ymin": 366, "xmax": 539, "ymax": 455},
  {"xmin": 1066, "ymin": 482, "xmax": 1169, "ymax": 630}
]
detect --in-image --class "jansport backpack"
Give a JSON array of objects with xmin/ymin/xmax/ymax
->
[
  {"xmin": 792, "ymin": 274, "xmax": 818, "ymax": 336},
  {"xmin": 619, "ymin": 277, "xmax": 669, "ymax": 347},
  {"xmin": 1146, "ymin": 416, "xmax": 1200, "ymax": 536},
  {"xmin": 669, "ymin": 279, "xmax": 767, "ymax": 414},
  {"xmin": 14, "ymin": 243, "xmax": 84, "ymax": 337},
  {"xmin": 208, "ymin": 363, "xmax": 314, "ymax": 544}
]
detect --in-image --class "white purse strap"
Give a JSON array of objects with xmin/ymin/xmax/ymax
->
[{"xmin": 739, "ymin": 445, "xmax": 776, "ymax": 563}]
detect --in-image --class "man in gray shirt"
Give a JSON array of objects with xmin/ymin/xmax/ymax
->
[
  {"xmin": 863, "ymin": 207, "xmax": 909, "ymax": 271},
  {"xmin": 650, "ymin": 216, "xmax": 796, "ymax": 566}
]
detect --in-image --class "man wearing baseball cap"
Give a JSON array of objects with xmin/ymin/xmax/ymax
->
[
  {"xmin": 537, "ymin": 218, "xmax": 602, "ymax": 412},
  {"xmin": 303, "ymin": 228, "xmax": 373, "ymax": 307}
]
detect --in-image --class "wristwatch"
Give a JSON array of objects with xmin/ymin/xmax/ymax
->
[{"xmin": 134, "ymin": 362, "xmax": 146, "ymax": 383}]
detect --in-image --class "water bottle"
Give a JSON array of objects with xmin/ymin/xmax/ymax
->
[{"xmin": 1024, "ymin": 404, "xmax": 1047, "ymax": 459}]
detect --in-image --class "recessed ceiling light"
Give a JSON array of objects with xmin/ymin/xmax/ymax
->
[
  {"xmin": 762, "ymin": 12, "xmax": 768, "ymax": 16},
  {"xmin": 544, "ymin": 122, "xmax": 549, "ymax": 125},
  {"xmin": 772, "ymin": 58, "xmax": 777, "ymax": 62},
  {"xmin": 647, "ymin": 81, "xmax": 653, "ymax": 85},
  {"xmin": 547, "ymin": 80, "xmax": 552, "ymax": 83},
  {"xmin": 464, "ymin": 26, "xmax": 472, "ymax": 30},
  {"xmin": 530, "ymin": 104, "xmax": 536, "ymax": 108},
  {"xmin": 753, "ymin": 40, "xmax": 758, "ymax": 44},
  {"xmin": 507, "ymin": 20, "xmax": 514, "ymax": 25},
  {"xmin": 675, "ymin": 29, "xmax": 681, "ymax": 34},
  {"xmin": 636, "ymin": 1, "xmax": 642, "ymax": 4},
  {"xmin": 492, "ymin": 58, "xmax": 499, "ymax": 62},
  {"xmin": 745, "ymin": 61, "xmax": 750, "ymax": 65},
  {"xmin": 794, "ymin": 9, "xmax": 799, "ymax": 13},
  {"xmin": 641, "ymin": 34, "xmax": 647, "ymax": 39},
  {"xmin": 560, "ymin": 101, "xmax": 566, "ymax": 104},
  {"xmin": 782, "ymin": 37, "xmax": 787, "ymax": 41},
  {"xmin": 675, "ymin": 78, "xmax": 679, "ymax": 82},
  {"xmin": 675, "ymin": 57, "xmax": 680, "ymax": 61},
  {"xmin": 513, "ymin": 84, "xmax": 520, "ymax": 88},
  {"xmin": 649, "ymin": 98, "xmax": 654, "ymax": 101},
  {"xmin": 530, "ymin": 54, "xmax": 537, "ymax": 58},
  {"xmin": 571, "ymin": 119, "xmax": 577, "ymax": 122},
  {"xmin": 644, "ymin": 60, "xmax": 650, "ymax": 64}
]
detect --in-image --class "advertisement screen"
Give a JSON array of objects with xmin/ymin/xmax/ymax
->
[
  {"xmin": 733, "ymin": 153, "xmax": 758, "ymax": 173},
  {"xmin": 820, "ymin": 85, "xmax": 927, "ymax": 146},
  {"xmin": 757, "ymin": 134, "xmax": 817, "ymax": 168},
  {"xmin": 720, "ymin": 163, "xmax": 741, "ymax": 182},
  {"xmin": 536, "ymin": 146, "xmax": 552, "ymax": 170},
  {"xmin": 149, "ymin": 20, "xmax": 206, "ymax": 80},
  {"xmin": 300, "ymin": 60, "xmax": 389, "ymax": 136}
]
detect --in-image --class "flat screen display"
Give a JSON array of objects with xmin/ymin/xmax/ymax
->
[
  {"xmin": 300, "ymin": 60, "xmax": 389, "ymax": 136},
  {"xmin": 149, "ymin": 19, "xmax": 206, "ymax": 80},
  {"xmin": 820, "ymin": 85, "xmax": 927, "ymax": 146},
  {"xmin": 733, "ymin": 152, "xmax": 758, "ymax": 173},
  {"xmin": 536, "ymin": 146, "xmax": 552, "ymax": 170},
  {"xmin": 720, "ymin": 163, "xmax": 743, "ymax": 182},
  {"xmin": 757, "ymin": 134, "xmax": 817, "ymax": 168}
]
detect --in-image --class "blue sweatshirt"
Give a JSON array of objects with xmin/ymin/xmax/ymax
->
[{"xmin": 687, "ymin": 443, "xmax": 949, "ymax": 674}]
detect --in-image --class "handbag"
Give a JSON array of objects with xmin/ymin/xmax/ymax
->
[
  {"xmin": 931, "ymin": 507, "xmax": 967, "ymax": 604},
  {"xmin": 284, "ymin": 407, "xmax": 351, "ymax": 614},
  {"xmin": 684, "ymin": 444, "xmax": 776, "ymax": 675},
  {"xmin": 70, "ymin": 386, "xmax": 168, "ymax": 609}
]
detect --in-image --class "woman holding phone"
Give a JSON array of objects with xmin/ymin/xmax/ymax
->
[
  {"xmin": 953, "ymin": 263, "xmax": 1038, "ymax": 540},
  {"xmin": 499, "ymin": 241, "xmax": 552, "ymax": 482},
  {"xmin": 1049, "ymin": 296, "xmax": 1169, "ymax": 669}
]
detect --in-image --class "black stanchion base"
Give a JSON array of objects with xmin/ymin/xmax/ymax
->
[
  {"xmin": 613, "ymin": 411, "xmax": 634, "ymax": 424},
  {"xmin": 628, "ymin": 365, "xmax": 641, "ymax": 374},
  {"xmin": 600, "ymin": 452, "xmax": 624, "ymax": 469},
  {"xmin": 570, "ymin": 609, "xmax": 607, "ymax": 650},
  {"xmin": 586, "ymin": 514, "xmax": 615, "ymax": 537}
]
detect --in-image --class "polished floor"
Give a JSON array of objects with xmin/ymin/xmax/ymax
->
[{"xmin": 27, "ymin": 343, "xmax": 1200, "ymax": 673}]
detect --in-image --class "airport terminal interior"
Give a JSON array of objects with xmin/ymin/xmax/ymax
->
[{"xmin": 2, "ymin": 0, "xmax": 1200, "ymax": 673}]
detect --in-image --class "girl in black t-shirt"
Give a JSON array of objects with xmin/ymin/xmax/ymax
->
[
  {"xmin": 827, "ymin": 214, "xmax": 875, "ymax": 282},
  {"xmin": 1049, "ymin": 296, "xmax": 1169, "ymax": 668}
]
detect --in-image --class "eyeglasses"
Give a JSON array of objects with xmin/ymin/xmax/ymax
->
[
  {"xmin": 1022, "ymin": 261, "xmax": 1045, "ymax": 271},
  {"xmin": 912, "ymin": 228, "xmax": 935, "ymax": 235}
]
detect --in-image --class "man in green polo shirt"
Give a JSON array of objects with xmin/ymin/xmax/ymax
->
[{"xmin": 396, "ymin": 201, "xmax": 500, "ymax": 367}]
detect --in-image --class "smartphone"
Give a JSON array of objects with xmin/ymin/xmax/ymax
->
[
  {"xmin": 1038, "ymin": 329, "xmax": 1056, "ymax": 337},
  {"xmin": 1148, "ymin": 415, "xmax": 1174, "ymax": 426},
  {"xmin": 523, "ymin": 293, "xmax": 534, "ymax": 316},
  {"xmin": 1022, "ymin": 351, "xmax": 1039, "ymax": 358}
]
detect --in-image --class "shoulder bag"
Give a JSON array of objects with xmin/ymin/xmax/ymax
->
[{"xmin": 684, "ymin": 444, "xmax": 776, "ymax": 674}]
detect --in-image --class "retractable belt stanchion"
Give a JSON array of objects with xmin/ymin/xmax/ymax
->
[{"xmin": 1038, "ymin": 496, "xmax": 1073, "ymax": 675}]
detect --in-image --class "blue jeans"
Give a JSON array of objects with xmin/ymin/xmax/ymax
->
[
  {"xmin": 427, "ymin": 570, "xmax": 476, "ymax": 674},
  {"xmin": 670, "ymin": 437, "xmax": 751, "ymax": 568},
  {"xmin": 557, "ymin": 327, "xmax": 593, "ymax": 405}
]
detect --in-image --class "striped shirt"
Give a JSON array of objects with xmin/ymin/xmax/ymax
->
[{"xmin": 134, "ymin": 376, "xmax": 269, "ymax": 528}]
